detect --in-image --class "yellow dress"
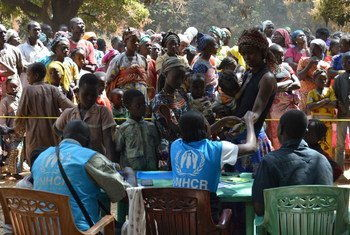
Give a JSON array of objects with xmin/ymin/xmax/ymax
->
[{"xmin": 307, "ymin": 87, "xmax": 337, "ymax": 156}]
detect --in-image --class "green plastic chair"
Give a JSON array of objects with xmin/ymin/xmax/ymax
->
[{"xmin": 255, "ymin": 185, "xmax": 350, "ymax": 235}]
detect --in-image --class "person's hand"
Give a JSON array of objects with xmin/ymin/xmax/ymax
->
[
  {"xmin": 220, "ymin": 116, "xmax": 242, "ymax": 128},
  {"xmin": 122, "ymin": 167, "xmax": 137, "ymax": 187},
  {"xmin": 321, "ymin": 98, "xmax": 331, "ymax": 104}
]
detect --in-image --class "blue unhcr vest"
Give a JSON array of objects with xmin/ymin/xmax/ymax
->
[
  {"xmin": 32, "ymin": 139, "xmax": 100, "ymax": 231},
  {"xmin": 171, "ymin": 139, "xmax": 222, "ymax": 193}
]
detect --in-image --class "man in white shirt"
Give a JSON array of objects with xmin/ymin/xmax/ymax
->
[{"xmin": 18, "ymin": 21, "xmax": 50, "ymax": 87}]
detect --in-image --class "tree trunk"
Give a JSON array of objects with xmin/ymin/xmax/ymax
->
[{"xmin": 1, "ymin": 0, "xmax": 84, "ymax": 31}]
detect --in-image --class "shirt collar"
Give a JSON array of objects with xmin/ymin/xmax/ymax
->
[
  {"xmin": 60, "ymin": 138, "xmax": 82, "ymax": 147},
  {"xmin": 126, "ymin": 117, "xmax": 144, "ymax": 124},
  {"xmin": 281, "ymin": 139, "xmax": 308, "ymax": 148}
]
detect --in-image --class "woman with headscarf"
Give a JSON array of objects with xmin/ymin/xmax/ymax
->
[
  {"xmin": 139, "ymin": 34, "xmax": 158, "ymax": 99},
  {"xmin": 284, "ymin": 30, "xmax": 310, "ymax": 71},
  {"xmin": 45, "ymin": 61, "xmax": 74, "ymax": 100},
  {"xmin": 192, "ymin": 33, "xmax": 219, "ymax": 97},
  {"xmin": 268, "ymin": 44, "xmax": 301, "ymax": 149},
  {"xmin": 38, "ymin": 34, "xmax": 79, "ymax": 86},
  {"xmin": 229, "ymin": 28, "xmax": 277, "ymax": 172},
  {"xmin": 155, "ymin": 32, "xmax": 189, "ymax": 73},
  {"xmin": 297, "ymin": 38, "xmax": 330, "ymax": 111},
  {"xmin": 106, "ymin": 28, "xmax": 148, "ymax": 99},
  {"xmin": 272, "ymin": 28, "xmax": 292, "ymax": 52},
  {"xmin": 96, "ymin": 49, "xmax": 119, "ymax": 73},
  {"xmin": 5, "ymin": 29, "xmax": 20, "ymax": 46},
  {"xmin": 152, "ymin": 57, "xmax": 190, "ymax": 167},
  {"xmin": 83, "ymin": 32, "xmax": 104, "ymax": 67}
]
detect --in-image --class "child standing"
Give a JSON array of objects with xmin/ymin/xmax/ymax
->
[
  {"xmin": 307, "ymin": 69, "xmax": 336, "ymax": 156},
  {"xmin": 109, "ymin": 88, "xmax": 128, "ymax": 124},
  {"xmin": 333, "ymin": 52, "xmax": 350, "ymax": 168},
  {"xmin": 0, "ymin": 78, "xmax": 22, "ymax": 178},
  {"xmin": 54, "ymin": 73, "xmax": 116, "ymax": 161},
  {"xmin": 15, "ymin": 62, "xmax": 74, "ymax": 163},
  {"xmin": 187, "ymin": 74, "xmax": 215, "ymax": 124},
  {"xmin": 115, "ymin": 89, "xmax": 159, "ymax": 170}
]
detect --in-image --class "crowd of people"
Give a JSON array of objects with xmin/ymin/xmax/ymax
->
[{"xmin": 0, "ymin": 17, "xmax": 347, "ymax": 231}]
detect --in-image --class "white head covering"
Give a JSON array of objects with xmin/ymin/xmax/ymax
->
[
  {"xmin": 5, "ymin": 29, "xmax": 19, "ymax": 42},
  {"xmin": 310, "ymin": 39, "xmax": 327, "ymax": 54},
  {"xmin": 262, "ymin": 20, "xmax": 274, "ymax": 31},
  {"xmin": 178, "ymin": 34, "xmax": 190, "ymax": 44},
  {"xmin": 184, "ymin": 27, "xmax": 198, "ymax": 42}
]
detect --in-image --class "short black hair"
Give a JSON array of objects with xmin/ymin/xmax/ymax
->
[
  {"xmin": 307, "ymin": 119, "xmax": 327, "ymax": 142},
  {"xmin": 63, "ymin": 120, "xmax": 90, "ymax": 146},
  {"xmin": 279, "ymin": 110, "xmax": 308, "ymax": 139},
  {"xmin": 79, "ymin": 73, "xmax": 100, "ymax": 87},
  {"xmin": 123, "ymin": 89, "xmax": 144, "ymax": 108},
  {"xmin": 218, "ymin": 70, "xmax": 240, "ymax": 93},
  {"xmin": 29, "ymin": 62, "xmax": 46, "ymax": 80},
  {"xmin": 69, "ymin": 17, "xmax": 83, "ymax": 29},
  {"xmin": 316, "ymin": 28, "xmax": 330, "ymax": 39},
  {"xmin": 179, "ymin": 110, "xmax": 207, "ymax": 142},
  {"xmin": 97, "ymin": 38, "xmax": 106, "ymax": 51},
  {"xmin": 29, "ymin": 147, "xmax": 48, "ymax": 167},
  {"xmin": 70, "ymin": 48, "xmax": 85, "ymax": 58},
  {"xmin": 190, "ymin": 74, "xmax": 205, "ymax": 85},
  {"xmin": 218, "ymin": 57, "xmax": 237, "ymax": 70},
  {"xmin": 27, "ymin": 21, "xmax": 39, "ymax": 31}
]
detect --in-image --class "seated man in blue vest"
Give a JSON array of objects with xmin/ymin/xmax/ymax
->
[
  {"xmin": 252, "ymin": 110, "xmax": 333, "ymax": 216},
  {"xmin": 32, "ymin": 120, "xmax": 133, "ymax": 231},
  {"xmin": 171, "ymin": 110, "xmax": 257, "ymax": 221}
]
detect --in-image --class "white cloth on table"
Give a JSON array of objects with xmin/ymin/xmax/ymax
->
[{"xmin": 122, "ymin": 187, "xmax": 146, "ymax": 235}]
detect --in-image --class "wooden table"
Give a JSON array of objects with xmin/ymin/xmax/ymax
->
[{"xmin": 120, "ymin": 171, "xmax": 255, "ymax": 235}]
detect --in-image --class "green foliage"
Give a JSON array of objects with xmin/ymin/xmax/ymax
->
[
  {"xmin": 0, "ymin": 0, "xmax": 149, "ymax": 33},
  {"xmin": 312, "ymin": 0, "xmax": 350, "ymax": 26},
  {"xmin": 146, "ymin": 0, "xmax": 325, "ymax": 42}
]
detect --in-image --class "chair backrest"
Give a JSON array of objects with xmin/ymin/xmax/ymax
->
[
  {"xmin": 142, "ymin": 187, "xmax": 219, "ymax": 235},
  {"xmin": 263, "ymin": 185, "xmax": 350, "ymax": 235},
  {"xmin": 0, "ymin": 187, "xmax": 82, "ymax": 235}
]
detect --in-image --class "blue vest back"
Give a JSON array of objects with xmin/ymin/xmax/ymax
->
[
  {"xmin": 171, "ymin": 139, "xmax": 222, "ymax": 193},
  {"xmin": 32, "ymin": 140, "xmax": 100, "ymax": 231}
]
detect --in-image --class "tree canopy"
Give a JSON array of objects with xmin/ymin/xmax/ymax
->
[{"xmin": 0, "ymin": 0, "xmax": 150, "ymax": 33}]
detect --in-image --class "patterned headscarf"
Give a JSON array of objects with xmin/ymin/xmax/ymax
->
[
  {"xmin": 196, "ymin": 33, "xmax": 215, "ymax": 52},
  {"xmin": 50, "ymin": 34, "xmax": 69, "ymax": 53},
  {"xmin": 122, "ymin": 27, "xmax": 141, "ymax": 43},
  {"xmin": 45, "ymin": 61, "xmax": 70, "ymax": 92},
  {"xmin": 209, "ymin": 26, "xmax": 224, "ymax": 40},
  {"xmin": 140, "ymin": 34, "xmax": 151, "ymax": 45},
  {"xmin": 160, "ymin": 57, "xmax": 186, "ymax": 76},
  {"xmin": 222, "ymin": 28, "xmax": 232, "ymax": 39},
  {"xmin": 238, "ymin": 28, "xmax": 276, "ymax": 70},
  {"xmin": 274, "ymin": 28, "xmax": 292, "ymax": 48},
  {"xmin": 310, "ymin": 39, "xmax": 327, "ymax": 54},
  {"xmin": 161, "ymin": 32, "xmax": 180, "ymax": 47}
]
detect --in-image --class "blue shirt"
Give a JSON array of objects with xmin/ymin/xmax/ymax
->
[
  {"xmin": 331, "ymin": 54, "xmax": 343, "ymax": 71},
  {"xmin": 252, "ymin": 139, "xmax": 333, "ymax": 205},
  {"xmin": 171, "ymin": 139, "xmax": 238, "ymax": 193}
]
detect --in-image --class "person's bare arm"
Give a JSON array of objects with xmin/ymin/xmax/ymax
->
[
  {"xmin": 237, "ymin": 111, "xmax": 257, "ymax": 155},
  {"xmin": 210, "ymin": 116, "xmax": 242, "ymax": 135},
  {"xmin": 286, "ymin": 74, "xmax": 301, "ymax": 91},
  {"xmin": 285, "ymin": 58, "xmax": 298, "ymax": 72},
  {"xmin": 252, "ymin": 72, "xmax": 277, "ymax": 122},
  {"xmin": 103, "ymin": 127, "xmax": 117, "ymax": 161},
  {"xmin": 307, "ymin": 98, "xmax": 336, "ymax": 111}
]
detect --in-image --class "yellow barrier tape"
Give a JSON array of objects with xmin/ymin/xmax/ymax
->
[{"xmin": 1, "ymin": 116, "xmax": 350, "ymax": 122}]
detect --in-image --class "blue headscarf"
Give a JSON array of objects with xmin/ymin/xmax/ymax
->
[
  {"xmin": 291, "ymin": 30, "xmax": 304, "ymax": 41},
  {"xmin": 196, "ymin": 33, "xmax": 215, "ymax": 52}
]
